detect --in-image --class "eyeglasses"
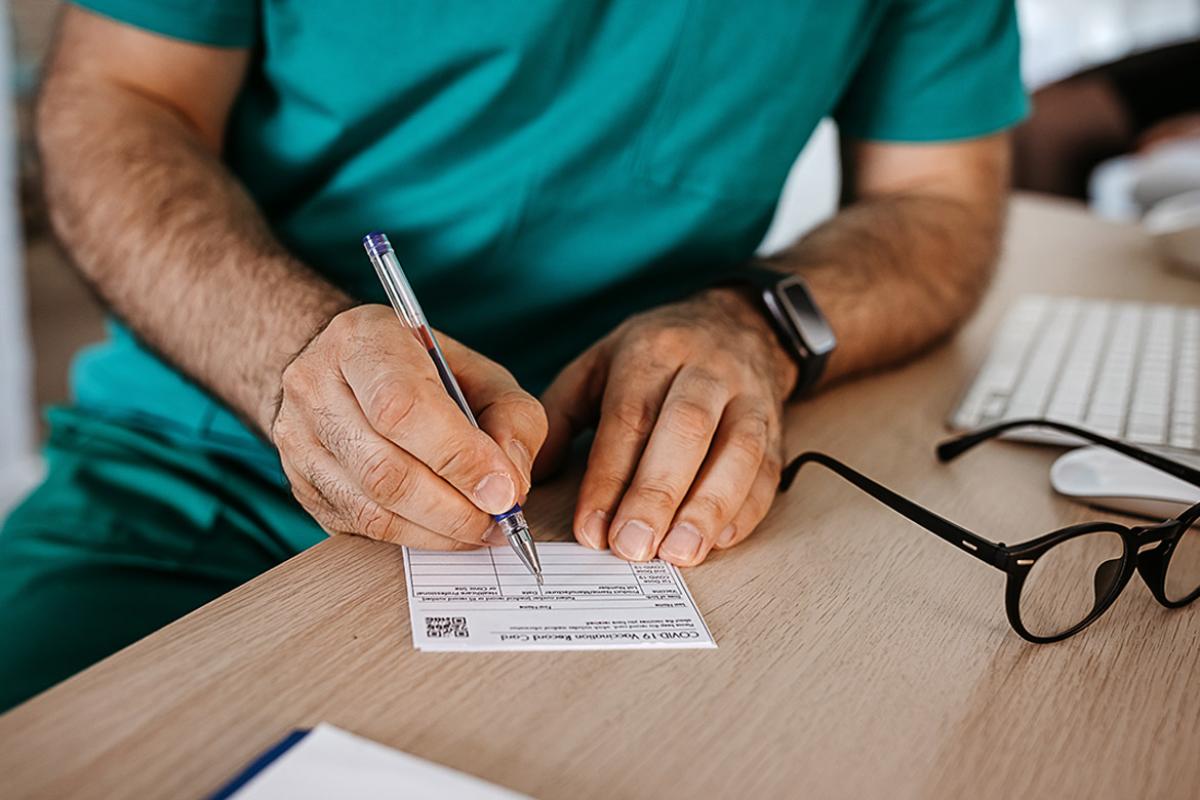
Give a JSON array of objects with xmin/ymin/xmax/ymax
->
[{"xmin": 780, "ymin": 418, "xmax": 1200, "ymax": 643}]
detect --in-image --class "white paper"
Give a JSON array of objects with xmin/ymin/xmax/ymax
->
[
  {"xmin": 228, "ymin": 723, "xmax": 528, "ymax": 799},
  {"xmin": 402, "ymin": 542, "xmax": 716, "ymax": 651}
]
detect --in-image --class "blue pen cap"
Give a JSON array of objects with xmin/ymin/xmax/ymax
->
[{"xmin": 362, "ymin": 231, "xmax": 393, "ymax": 259}]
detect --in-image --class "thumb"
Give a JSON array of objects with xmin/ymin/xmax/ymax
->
[{"xmin": 535, "ymin": 345, "xmax": 607, "ymax": 481}]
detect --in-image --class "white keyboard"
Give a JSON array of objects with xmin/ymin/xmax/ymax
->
[{"xmin": 951, "ymin": 295, "xmax": 1200, "ymax": 453}]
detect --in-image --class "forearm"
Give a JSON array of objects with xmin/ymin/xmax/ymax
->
[
  {"xmin": 761, "ymin": 138, "xmax": 1008, "ymax": 386},
  {"xmin": 37, "ymin": 75, "xmax": 352, "ymax": 434},
  {"xmin": 765, "ymin": 194, "xmax": 1002, "ymax": 384}
]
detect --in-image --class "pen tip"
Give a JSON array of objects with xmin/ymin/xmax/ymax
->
[{"xmin": 536, "ymin": 572, "xmax": 544, "ymax": 587}]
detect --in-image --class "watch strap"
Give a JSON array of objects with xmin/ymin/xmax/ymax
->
[{"xmin": 718, "ymin": 266, "xmax": 835, "ymax": 397}]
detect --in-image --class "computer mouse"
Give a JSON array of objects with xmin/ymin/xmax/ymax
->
[
  {"xmin": 1145, "ymin": 188, "xmax": 1200, "ymax": 275},
  {"xmin": 1050, "ymin": 446, "xmax": 1200, "ymax": 519}
]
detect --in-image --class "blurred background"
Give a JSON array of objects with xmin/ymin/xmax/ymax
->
[{"xmin": 1, "ymin": 0, "xmax": 1199, "ymax": 516}]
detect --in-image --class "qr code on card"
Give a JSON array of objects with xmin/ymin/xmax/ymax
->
[{"xmin": 425, "ymin": 616, "xmax": 470, "ymax": 638}]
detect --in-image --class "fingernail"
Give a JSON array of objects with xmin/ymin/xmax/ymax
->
[
  {"xmin": 612, "ymin": 519, "xmax": 654, "ymax": 561},
  {"xmin": 580, "ymin": 511, "xmax": 609, "ymax": 549},
  {"xmin": 660, "ymin": 523, "xmax": 702, "ymax": 563},
  {"xmin": 474, "ymin": 472, "xmax": 516, "ymax": 514},
  {"xmin": 484, "ymin": 524, "xmax": 507, "ymax": 546},
  {"xmin": 717, "ymin": 523, "xmax": 737, "ymax": 547},
  {"xmin": 506, "ymin": 440, "xmax": 532, "ymax": 490}
]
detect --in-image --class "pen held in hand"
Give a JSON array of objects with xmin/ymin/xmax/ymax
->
[{"xmin": 361, "ymin": 231, "xmax": 543, "ymax": 583}]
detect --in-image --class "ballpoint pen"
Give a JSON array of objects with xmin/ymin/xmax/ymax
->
[{"xmin": 362, "ymin": 231, "xmax": 543, "ymax": 584}]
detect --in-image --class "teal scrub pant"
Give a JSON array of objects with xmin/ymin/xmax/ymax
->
[{"xmin": 0, "ymin": 407, "xmax": 324, "ymax": 712}]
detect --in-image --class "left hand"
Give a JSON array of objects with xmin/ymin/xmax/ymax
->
[{"xmin": 535, "ymin": 287, "xmax": 799, "ymax": 566}]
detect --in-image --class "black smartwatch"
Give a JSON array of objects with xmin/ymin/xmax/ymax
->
[{"xmin": 723, "ymin": 265, "xmax": 837, "ymax": 396}]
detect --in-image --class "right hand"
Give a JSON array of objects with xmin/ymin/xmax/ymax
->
[{"xmin": 271, "ymin": 304, "xmax": 548, "ymax": 549}]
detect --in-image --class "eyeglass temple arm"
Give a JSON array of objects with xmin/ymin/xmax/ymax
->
[
  {"xmin": 780, "ymin": 452, "xmax": 1006, "ymax": 569},
  {"xmin": 936, "ymin": 418, "xmax": 1200, "ymax": 487}
]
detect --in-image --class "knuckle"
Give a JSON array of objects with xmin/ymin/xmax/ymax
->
[
  {"xmin": 289, "ymin": 481, "xmax": 322, "ymax": 513},
  {"xmin": 728, "ymin": 422, "xmax": 769, "ymax": 465},
  {"xmin": 312, "ymin": 312, "xmax": 347, "ymax": 349},
  {"xmin": 359, "ymin": 450, "xmax": 412, "ymax": 508},
  {"xmin": 497, "ymin": 391, "xmax": 550, "ymax": 439},
  {"xmin": 351, "ymin": 501, "xmax": 377, "ymax": 534},
  {"xmin": 271, "ymin": 412, "xmax": 298, "ymax": 448},
  {"xmin": 684, "ymin": 366, "xmax": 724, "ymax": 393},
  {"xmin": 313, "ymin": 404, "xmax": 356, "ymax": 451},
  {"xmin": 610, "ymin": 397, "xmax": 658, "ymax": 438},
  {"xmin": 710, "ymin": 347, "xmax": 739, "ymax": 367},
  {"xmin": 339, "ymin": 305, "xmax": 389, "ymax": 343},
  {"xmin": 303, "ymin": 462, "xmax": 341, "ymax": 505},
  {"xmin": 352, "ymin": 501, "xmax": 394, "ymax": 541},
  {"xmin": 447, "ymin": 503, "xmax": 491, "ymax": 540},
  {"xmin": 662, "ymin": 398, "xmax": 718, "ymax": 441},
  {"xmin": 648, "ymin": 325, "xmax": 692, "ymax": 355},
  {"xmin": 632, "ymin": 352, "xmax": 672, "ymax": 378},
  {"xmin": 631, "ymin": 478, "xmax": 681, "ymax": 510},
  {"xmin": 279, "ymin": 362, "xmax": 303, "ymax": 391},
  {"xmin": 280, "ymin": 360, "xmax": 316, "ymax": 400},
  {"xmin": 693, "ymin": 492, "xmax": 736, "ymax": 524},
  {"xmin": 368, "ymin": 381, "xmax": 418, "ymax": 433},
  {"xmin": 493, "ymin": 387, "xmax": 532, "ymax": 409},
  {"xmin": 321, "ymin": 309, "xmax": 353, "ymax": 341},
  {"xmin": 522, "ymin": 399, "xmax": 551, "ymax": 444},
  {"xmin": 429, "ymin": 439, "xmax": 482, "ymax": 481},
  {"xmin": 728, "ymin": 431, "xmax": 767, "ymax": 467},
  {"xmin": 588, "ymin": 472, "xmax": 631, "ymax": 503},
  {"xmin": 739, "ymin": 404, "xmax": 772, "ymax": 437},
  {"xmin": 624, "ymin": 337, "xmax": 657, "ymax": 364}
]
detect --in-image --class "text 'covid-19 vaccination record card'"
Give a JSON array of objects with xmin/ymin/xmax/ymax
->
[{"xmin": 402, "ymin": 542, "xmax": 716, "ymax": 651}]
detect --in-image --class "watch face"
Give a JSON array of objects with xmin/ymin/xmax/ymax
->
[{"xmin": 778, "ymin": 278, "xmax": 836, "ymax": 355}]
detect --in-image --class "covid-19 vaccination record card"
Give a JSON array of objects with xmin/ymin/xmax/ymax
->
[{"xmin": 402, "ymin": 542, "xmax": 717, "ymax": 651}]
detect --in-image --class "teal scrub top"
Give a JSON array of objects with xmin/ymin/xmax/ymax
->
[{"xmin": 69, "ymin": 0, "xmax": 1027, "ymax": 481}]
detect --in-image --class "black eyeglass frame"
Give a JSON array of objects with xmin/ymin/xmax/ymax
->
[{"xmin": 780, "ymin": 418, "xmax": 1200, "ymax": 643}]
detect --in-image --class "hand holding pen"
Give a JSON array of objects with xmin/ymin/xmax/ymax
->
[
  {"xmin": 269, "ymin": 247, "xmax": 548, "ymax": 560},
  {"xmin": 363, "ymin": 232, "xmax": 543, "ymax": 579}
]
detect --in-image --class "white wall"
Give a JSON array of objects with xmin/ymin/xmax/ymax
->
[
  {"xmin": 1018, "ymin": 0, "xmax": 1200, "ymax": 89},
  {"xmin": 757, "ymin": 118, "xmax": 840, "ymax": 256}
]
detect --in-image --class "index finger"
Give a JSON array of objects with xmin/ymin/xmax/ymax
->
[
  {"xmin": 441, "ymin": 336, "xmax": 548, "ymax": 495},
  {"xmin": 572, "ymin": 349, "xmax": 677, "ymax": 551},
  {"xmin": 607, "ymin": 365, "xmax": 729, "ymax": 561},
  {"xmin": 338, "ymin": 329, "xmax": 523, "ymax": 517}
]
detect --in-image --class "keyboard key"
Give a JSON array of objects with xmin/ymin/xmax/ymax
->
[
  {"xmin": 982, "ymin": 395, "xmax": 1008, "ymax": 420},
  {"xmin": 1171, "ymin": 433, "xmax": 1196, "ymax": 450},
  {"xmin": 952, "ymin": 295, "xmax": 1200, "ymax": 455}
]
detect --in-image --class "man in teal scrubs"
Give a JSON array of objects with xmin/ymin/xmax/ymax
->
[{"xmin": 0, "ymin": 1, "xmax": 1025, "ymax": 709}]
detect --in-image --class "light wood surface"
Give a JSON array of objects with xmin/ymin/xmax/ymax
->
[{"xmin": 2, "ymin": 195, "xmax": 1198, "ymax": 800}]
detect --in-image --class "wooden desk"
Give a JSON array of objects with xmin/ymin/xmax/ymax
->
[{"xmin": 2, "ymin": 195, "xmax": 1197, "ymax": 799}]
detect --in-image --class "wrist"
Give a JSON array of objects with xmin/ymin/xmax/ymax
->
[
  {"xmin": 696, "ymin": 286, "xmax": 801, "ymax": 399},
  {"xmin": 712, "ymin": 263, "xmax": 839, "ymax": 397},
  {"xmin": 257, "ymin": 292, "xmax": 357, "ymax": 437}
]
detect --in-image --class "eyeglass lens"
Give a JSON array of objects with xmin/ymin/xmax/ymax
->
[
  {"xmin": 1019, "ymin": 531, "xmax": 1126, "ymax": 638},
  {"xmin": 1165, "ymin": 518, "xmax": 1200, "ymax": 603}
]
